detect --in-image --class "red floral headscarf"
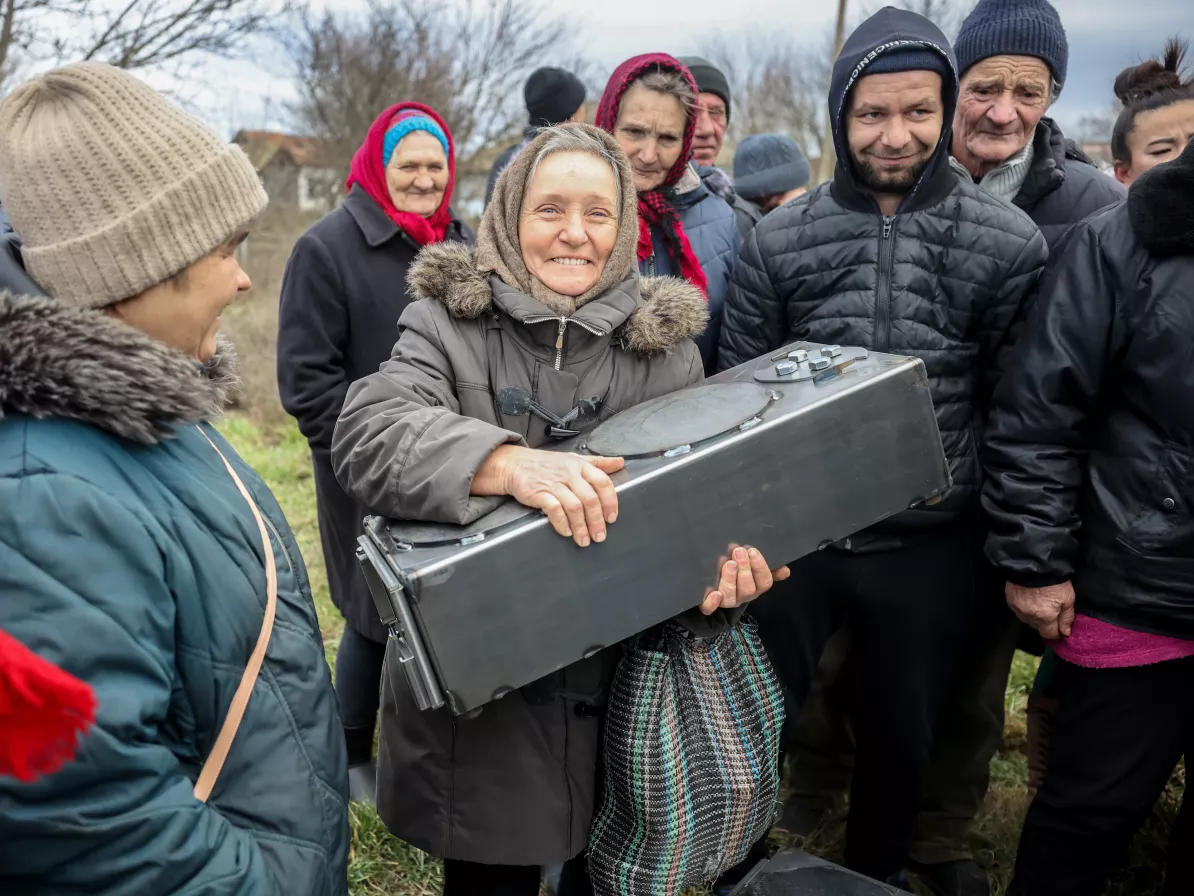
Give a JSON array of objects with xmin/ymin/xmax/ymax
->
[
  {"xmin": 346, "ymin": 101, "xmax": 456, "ymax": 247},
  {"xmin": 596, "ymin": 54, "xmax": 709, "ymax": 298}
]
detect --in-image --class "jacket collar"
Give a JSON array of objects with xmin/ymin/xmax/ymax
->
[
  {"xmin": 0, "ymin": 292, "xmax": 238, "ymax": 444},
  {"xmin": 1129, "ymin": 137, "xmax": 1194, "ymax": 257},
  {"xmin": 343, "ymin": 184, "xmax": 466, "ymax": 250},
  {"xmin": 407, "ymin": 241, "xmax": 709, "ymax": 353},
  {"xmin": 1011, "ymin": 117, "xmax": 1067, "ymax": 211}
]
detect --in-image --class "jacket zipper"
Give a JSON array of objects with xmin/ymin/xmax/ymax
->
[
  {"xmin": 875, "ymin": 215, "xmax": 897, "ymax": 352},
  {"xmin": 647, "ymin": 253, "xmax": 656, "ymax": 277},
  {"xmin": 553, "ymin": 319, "xmax": 567, "ymax": 370},
  {"xmin": 523, "ymin": 315, "xmax": 607, "ymax": 371}
]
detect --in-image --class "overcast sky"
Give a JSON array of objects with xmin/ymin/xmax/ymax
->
[{"xmin": 169, "ymin": 0, "xmax": 1192, "ymax": 141}]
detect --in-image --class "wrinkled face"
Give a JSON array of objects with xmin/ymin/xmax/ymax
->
[
  {"xmin": 108, "ymin": 233, "xmax": 251, "ymax": 361},
  {"xmin": 519, "ymin": 150, "xmax": 620, "ymax": 296},
  {"xmin": 1116, "ymin": 100, "xmax": 1194, "ymax": 185},
  {"xmin": 614, "ymin": 81, "xmax": 688, "ymax": 191},
  {"xmin": 848, "ymin": 70, "xmax": 944, "ymax": 196},
  {"xmin": 692, "ymin": 92, "xmax": 728, "ymax": 165},
  {"xmin": 955, "ymin": 56, "xmax": 1051, "ymax": 172},
  {"xmin": 385, "ymin": 131, "xmax": 449, "ymax": 216}
]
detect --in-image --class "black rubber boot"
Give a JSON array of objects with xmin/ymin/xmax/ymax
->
[{"xmin": 344, "ymin": 724, "xmax": 376, "ymax": 804}]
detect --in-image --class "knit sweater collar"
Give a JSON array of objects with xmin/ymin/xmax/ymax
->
[{"xmin": 951, "ymin": 137, "xmax": 1035, "ymax": 204}]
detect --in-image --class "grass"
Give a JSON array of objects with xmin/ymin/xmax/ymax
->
[{"xmin": 218, "ymin": 414, "xmax": 1180, "ymax": 896}]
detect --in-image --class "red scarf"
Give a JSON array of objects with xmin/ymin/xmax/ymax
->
[
  {"xmin": 596, "ymin": 54, "xmax": 709, "ymax": 298},
  {"xmin": 346, "ymin": 102, "xmax": 456, "ymax": 246},
  {"xmin": 0, "ymin": 629, "xmax": 96, "ymax": 782}
]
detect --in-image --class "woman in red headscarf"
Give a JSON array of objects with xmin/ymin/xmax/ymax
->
[
  {"xmin": 276, "ymin": 102, "xmax": 474, "ymax": 803},
  {"xmin": 595, "ymin": 54, "xmax": 741, "ymax": 375}
]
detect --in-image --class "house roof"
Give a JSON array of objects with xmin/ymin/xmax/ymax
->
[{"xmin": 233, "ymin": 130, "xmax": 329, "ymax": 170}]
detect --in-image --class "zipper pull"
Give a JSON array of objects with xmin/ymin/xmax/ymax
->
[
  {"xmin": 555, "ymin": 319, "xmax": 567, "ymax": 351},
  {"xmin": 882, "ymin": 216, "xmax": 894, "ymax": 239}
]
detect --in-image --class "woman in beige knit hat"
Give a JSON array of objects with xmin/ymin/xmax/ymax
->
[
  {"xmin": 330, "ymin": 122, "xmax": 789, "ymax": 895},
  {"xmin": 0, "ymin": 62, "xmax": 349, "ymax": 894}
]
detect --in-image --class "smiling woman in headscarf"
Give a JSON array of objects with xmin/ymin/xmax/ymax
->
[
  {"xmin": 330, "ymin": 122, "xmax": 788, "ymax": 895},
  {"xmin": 596, "ymin": 53, "xmax": 740, "ymax": 373},
  {"xmin": 276, "ymin": 101, "xmax": 473, "ymax": 803}
]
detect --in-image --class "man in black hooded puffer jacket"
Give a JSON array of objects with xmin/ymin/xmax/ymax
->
[{"xmin": 717, "ymin": 7, "xmax": 1047, "ymax": 887}]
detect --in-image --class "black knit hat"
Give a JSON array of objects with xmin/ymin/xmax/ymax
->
[
  {"xmin": 524, "ymin": 67, "xmax": 587, "ymax": 128},
  {"xmin": 954, "ymin": 0, "xmax": 1069, "ymax": 88},
  {"xmin": 677, "ymin": 56, "xmax": 732, "ymax": 123}
]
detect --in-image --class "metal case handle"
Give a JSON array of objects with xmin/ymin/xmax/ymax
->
[{"xmin": 355, "ymin": 535, "xmax": 446, "ymax": 711}]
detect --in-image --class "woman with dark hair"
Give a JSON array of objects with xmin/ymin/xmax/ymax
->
[
  {"xmin": 1112, "ymin": 38, "xmax": 1194, "ymax": 185},
  {"xmin": 595, "ymin": 54, "xmax": 740, "ymax": 373},
  {"xmin": 982, "ymin": 103, "xmax": 1194, "ymax": 896},
  {"xmin": 277, "ymin": 103, "xmax": 473, "ymax": 802}
]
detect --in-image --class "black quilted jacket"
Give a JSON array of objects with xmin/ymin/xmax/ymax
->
[
  {"xmin": 717, "ymin": 8, "xmax": 1049, "ymax": 542},
  {"xmin": 983, "ymin": 138, "xmax": 1194, "ymax": 638}
]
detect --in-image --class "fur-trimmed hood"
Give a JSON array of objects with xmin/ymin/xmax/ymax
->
[
  {"xmin": 0, "ymin": 292, "xmax": 239, "ymax": 444},
  {"xmin": 406, "ymin": 242, "xmax": 709, "ymax": 354},
  {"xmin": 1129, "ymin": 137, "xmax": 1194, "ymax": 257}
]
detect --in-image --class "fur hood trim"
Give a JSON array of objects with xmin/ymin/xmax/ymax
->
[
  {"xmin": 0, "ymin": 292, "xmax": 240, "ymax": 444},
  {"xmin": 406, "ymin": 242, "xmax": 709, "ymax": 353}
]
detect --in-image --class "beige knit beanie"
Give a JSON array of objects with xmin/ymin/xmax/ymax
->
[{"xmin": 0, "ymin": 62, "xmax": 267, "ymax": 306}]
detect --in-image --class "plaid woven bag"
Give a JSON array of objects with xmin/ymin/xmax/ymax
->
[{"xmin": 588, "ymin": 617, "xmax": 785, "ymax": 896}]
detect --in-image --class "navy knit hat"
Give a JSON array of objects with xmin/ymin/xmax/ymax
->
[
  {"xmin": 866, "ymin": 46, "xmax": 951, "ymax": 78},
  {"xmin": 954, "ymin": 0, "xmax": 1068, "ymax": 88},
  {"xmin": 733, "ymin": 134, "xmax": 810, "ymax": 200}
]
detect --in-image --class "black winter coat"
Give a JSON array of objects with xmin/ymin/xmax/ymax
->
[
  {"xmin": 983, "ymin": 139, "xmax": 1194, "ymax": 639},
  {"xmin": 1011, "ymin": 118, "xmax": 1125, "ymax": 248},
  {"xmin": 718, "ymin": 8, "xmax": 1049, "ymax": 540},
  {"xmin": 277, "ymin": 185, "xmax": 473, "ymax": 641}
]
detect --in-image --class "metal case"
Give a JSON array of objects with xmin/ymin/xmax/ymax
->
[{"xmin": 356, "ymin": 342, "xmax": 950, "ymax": 715}]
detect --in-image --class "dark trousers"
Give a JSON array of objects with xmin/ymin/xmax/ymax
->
[
  {"xmin": 443, "ymin": 853, "xmax": 592, "ymax": 896},
  {"xmin": 752, "ymin": 525, "xmax": 978, "ymax": 881},
  {"xmin": 1010, "ymin": 655, "xmax": 1194, "ymax": 896},
  {"xmin": 335, "ymin": 625, "xmax": 387, "ymax": 734}
]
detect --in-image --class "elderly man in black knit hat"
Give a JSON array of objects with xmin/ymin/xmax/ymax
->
[
  {"xmin": 676, "ymin": 55, "xmax": 762, "ymax": 248},
  {"xmin": 484, "ymin": 67, "xmax": 586, "ymax": 207}
]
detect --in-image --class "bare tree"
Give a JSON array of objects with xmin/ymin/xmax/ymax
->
[
  {"xmin": 283, "ymin": 0, "xmax": 574, "ymax": 183},
  {"xmin": 0, "ymin": 0, "xmax": 283, "ymax": 93}
]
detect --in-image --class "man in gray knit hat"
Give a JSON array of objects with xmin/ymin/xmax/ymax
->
[{"xmin": 730, "ymin": 133, "xmax": 811, "ymax": 239}]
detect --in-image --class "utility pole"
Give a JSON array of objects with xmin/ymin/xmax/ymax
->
[{"xmin": 817, "ymin": 0, "xmax": 849, "ymax": 183}]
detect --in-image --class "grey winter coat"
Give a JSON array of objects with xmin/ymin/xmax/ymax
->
[
  {"xmin": 717, "ymin": 7, "xmax": 1049, "ymax": 542},
  {"xmin": 331, "ymin": 242, "xmax": 735, "ymax": 865}
]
